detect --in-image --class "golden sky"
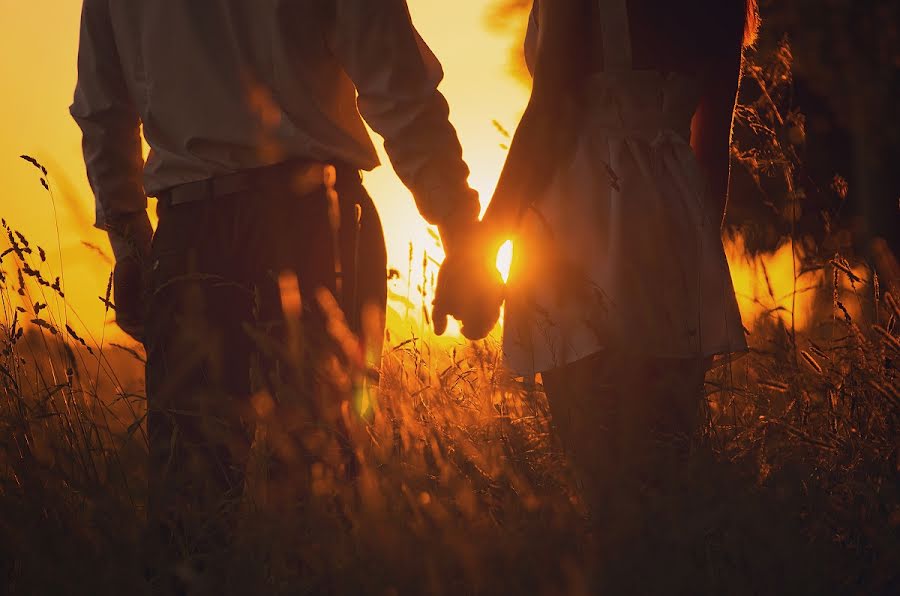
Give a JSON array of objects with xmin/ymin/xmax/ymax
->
[
  {"xmin": 0, "ymin": 1, "xmax": 529, "ymax": 339},
  {"xmin": 0, "ymin": 1, "xmax": 842, "ymax": 344}
]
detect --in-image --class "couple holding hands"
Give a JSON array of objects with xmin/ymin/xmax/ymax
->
[{"xmin": 73, "ymin": 0, "xmax": 756, "ymax": 576}]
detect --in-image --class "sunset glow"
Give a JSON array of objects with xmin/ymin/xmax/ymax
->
[
  {"xmin": 2, "ymin": 6, "xmax": 893, "ymax": 589},
  {"xmin": 0, "ymin": 1, "xmax": 840, "ymax": 342},
  {"xmin": 496, "ymin": 239, "xmax": 514, "ymax": 284},
  {"xmin": 0, "ymin": 1, "xmax": 529, "ymax": 342}
]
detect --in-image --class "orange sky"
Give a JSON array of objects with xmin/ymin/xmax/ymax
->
[
  {"xmin": 0, "ymin": 1, "xmax": 529, "ymax": 340},
  {"xmin": 0, "ymin": 2, "xmax": 846, "ymax": 346}
]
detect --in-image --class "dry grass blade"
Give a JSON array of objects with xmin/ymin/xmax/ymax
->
[
  {"xmin": 799, "ymin": 350, "xmax": 823, "ymax": 374},
  {"xmin": 873, "ymin": 325, "xmax": 900, "ymax": 352},
  {"xmin": 885, "ymin": 292, "xmax": 900, "ymax": 320}
]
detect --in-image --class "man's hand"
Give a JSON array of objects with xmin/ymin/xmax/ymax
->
[
  {"xmin": 432, "ymin": 222, "xmax": 504, "ymax": 340},
  {"xmin": 107, "ymin": 212, "xmax": 153, "ymax": 342},
  {"xmin": 113, "ymin": 256, "xmax": 146, "ymax": 341}
]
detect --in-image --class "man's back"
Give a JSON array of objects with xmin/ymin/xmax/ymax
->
[
  {"xmin": 73, "ymin": 0, "xmax": 477, "ymax": 229},
  {"xmin": 71, "ymin": 5, "xmax": 490, "ymax": 574}
]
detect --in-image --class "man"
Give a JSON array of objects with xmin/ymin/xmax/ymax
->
[{"xmin": 71, "ymin": 0, "xmax": 499, "ymax": 573}]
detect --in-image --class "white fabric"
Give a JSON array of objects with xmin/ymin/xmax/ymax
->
[
  {"xmin": 503, "ymin": 0, "xmax": 747, "ymax": 376},
  {"xmin": 71, "ymin": 0, "xmax": 477, "ymax": 228}
]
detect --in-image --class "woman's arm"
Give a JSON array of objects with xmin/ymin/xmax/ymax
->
[
  {"xmin": 690, "ymin": 17, "xmax": 746, "ymax": 228},
  {"xmin": 483, "ymin": 0, "xmax": 587, "ymax": 247}
]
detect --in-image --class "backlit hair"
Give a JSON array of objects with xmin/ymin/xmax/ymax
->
[{"xmin": 743, "ymin": 0, "xmax": 761, "ymax": 47}]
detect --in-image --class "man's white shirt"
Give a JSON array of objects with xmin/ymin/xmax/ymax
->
[{"xmin": 71, "ymin": 0, "xmax": 477, "ymax": 228}]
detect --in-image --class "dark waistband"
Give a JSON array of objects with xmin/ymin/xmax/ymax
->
[{"xmin": 159, "ymin": 160, "xmax": 361, "ymax": 206}]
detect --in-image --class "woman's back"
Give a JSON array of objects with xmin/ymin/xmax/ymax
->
[
  {"xmin": 619, "ymin": 0, "xmax": 752, "ymax": 73},
  {"xmin": 526, "ymin": 0, "xmax": 754, "ymax": 78}
]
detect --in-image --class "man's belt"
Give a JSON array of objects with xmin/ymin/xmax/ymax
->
[{"xmin": 161, "ymin": 160, "xmax": 330, "ymax": 205}]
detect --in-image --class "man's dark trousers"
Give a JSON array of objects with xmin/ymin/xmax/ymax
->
[{"xmin": 142, "ymin": 162, "xmax": 387, "ymax": 551}]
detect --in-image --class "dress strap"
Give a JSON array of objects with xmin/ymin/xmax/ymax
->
[{"xmin": 596, "ymin": 0, "xmax": 633, "ymax": 72}]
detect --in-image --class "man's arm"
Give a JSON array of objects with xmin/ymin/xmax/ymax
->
[
  {"xmin": 331, "ymin": 0, "xmax": 479, "ymax": 255},
  {"xmin": 70, "ymin": 0, "xmax": 149, "ymax": 260},
  {"xmin": 71, "ymin": 0, "xmax": 150, "ymax": 340}
]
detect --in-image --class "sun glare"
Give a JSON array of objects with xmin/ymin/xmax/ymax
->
[{"xmin": 496, "ymin": 239, "xmax": 513, "ymax": 283}]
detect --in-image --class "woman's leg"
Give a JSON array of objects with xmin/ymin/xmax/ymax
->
[
  {"xmin": 541, "ymin": 353, "xmax": 619, "ymax": 516},
  {"xmin": 542, "ymin": 352, "xmax": 709, "ymax": 592},
  {"xmin": 542, "ymin": 352, "xmax": 646, "ymax": 592},
  {"xmin": 614, "ymin": 355, "xmax": 709, "ymax": 594}
]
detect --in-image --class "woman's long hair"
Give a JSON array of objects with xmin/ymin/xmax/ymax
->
[{"xmin": 743, "ymin": 0, "xmax": 761, "ymax": 47}]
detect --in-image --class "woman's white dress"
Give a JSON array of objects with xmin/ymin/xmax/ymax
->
[{"xmin": 502, "ymin": 0, "xmax": 748, "ymax": 377}]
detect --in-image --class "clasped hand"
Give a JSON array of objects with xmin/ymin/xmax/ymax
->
[{"xmin": 432, "ymin": 223, "xmax": 505, "ymax": 340}]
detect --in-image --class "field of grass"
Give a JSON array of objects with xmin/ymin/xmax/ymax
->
[
  {"xmin": 1, "ymin": 45, "xmax": 898, "ymax": 596},
  {"xmin": 1, "ymin": 229, "xmax": 898, "ymax": 595}
]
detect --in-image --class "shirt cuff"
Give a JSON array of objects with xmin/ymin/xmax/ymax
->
[
  {"xmin": 413, "ymin": 181, "xmax": 480, "ymax": 227},
  {"xmin": 424, "ymin": 185, "xmax": 481, "ymax": 257}
]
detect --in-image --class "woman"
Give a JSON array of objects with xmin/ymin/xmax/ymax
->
[{"xmin": 475, "ymin": 0, "xmax": 759, "ymax": 585}]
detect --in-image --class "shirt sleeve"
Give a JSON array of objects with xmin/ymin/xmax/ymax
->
[
  {"xmin": 331, "ymin": 0, "xmax": 479, "ymax": 226},
  {"xmin": 70, "ymin": 0, "xmax": 145, "ymax": 230}
]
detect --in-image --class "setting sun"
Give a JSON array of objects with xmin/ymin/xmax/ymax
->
[{"xmin": 496, "ymin": 239, "xmax": 514, "ymax": 283}]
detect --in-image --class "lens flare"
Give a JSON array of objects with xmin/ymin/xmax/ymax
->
[{"xmin": 496, "ymin": 239, "xmax": 514, "ymax": 283}]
